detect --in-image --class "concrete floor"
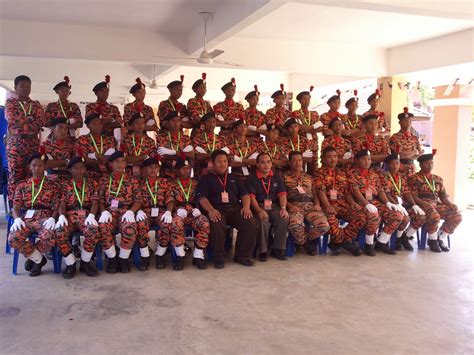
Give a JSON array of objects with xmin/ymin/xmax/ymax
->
[{"xmin": 0, "ymin": 211, "xmax": 473, "ymax": 355}]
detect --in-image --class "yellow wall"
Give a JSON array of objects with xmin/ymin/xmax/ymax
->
[{"xmin": 376, "ymin": 76, "xmax": 408, "ymax": 134}]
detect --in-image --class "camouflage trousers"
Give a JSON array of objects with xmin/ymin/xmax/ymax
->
[
  {"xmin": 420, "ymin": 200, "xmax": 462, "ymax": 234},
  {"xmin": 288, "ymin": 202, "xmax": 330, "ymax": 245},
  {"xmin": 55, "ymin": 210, "xmax": 100, "ymax": 254},
  {"xmin": 325, "ymin": 202, "xmax": 367, "ymax": 243},
  {"xmin": 136, "ymin": 209, "xmax": 172, "ymax": 248},
  {"xmin": 169, "ymin": 213, "xmax": 210, "ymax": 249},
  {"xmin": 372, "ymin": 200, "xmax": 404, "ymax": 234},
  {"xmin": 8, "ymin": 210, "xmax": 55, "ymax": 257},
  {"xmin": 99, "ymin": 208, "xmax": 137, "ymax": 250}
]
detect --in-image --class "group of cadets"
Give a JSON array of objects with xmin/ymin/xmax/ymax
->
[{"xmin": 5, "ymin": 73, "xmax": 462, "ymax": 279}]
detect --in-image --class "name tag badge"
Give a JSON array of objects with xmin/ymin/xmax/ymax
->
[
  {"xmin": 242, "ymin": 166, "xmax": 249, "ymax": 176},
  {"xmin": 221, "ymin": 192, "xmax": 229, "ymax": 203},
  {"xmin": 296, "ymin": 185, "xmax": 306, "ymax": 194},
  {"xmin": 151, "ymin": 208, "xmax": 159, "ymax": 217},
  {"xmin": 132, "ymin": 165, "xmax": 140, "ymax": 176},
  {"xmin": 329, "ymin": 189, "xmax": 338, "ymax": 201},
  {"xmin": 397, "ymin": 196, "xmax": 403, "ymax": 205},
  {"xmin": 263, "ymin": 199, "xmax": 272, "ymax": 210},
  {"xmin": 77, "ymin": 209, "xmax": 86, "ymax": 218},
  {"xmin": 365, "ymin": 189, "xmax": 373, "ymax": 201},
  {"xmin": 110, "ymin": 199, "xmax": 119, "ymax": 210},
  {"xmin": 25, "ymin": 209, "xmax": 35, "ymax": 219},
  {"xmin": 306, "ymin": 133, "xmax": 313, "ymax": 140}
]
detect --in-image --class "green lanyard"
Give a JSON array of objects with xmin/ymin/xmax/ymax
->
[
  {"xmin": 235, "ymin": 139, "xmax": 249, "ymax": 159},
  {"xmin": 204, "ymin": 132, "xmax": 216, "ymax": 152},
  {"xmin": 72, "ymin": 178, "xmax": 86, "ymax": 208},
  {"xmin": 19, "ymin": 101, "xmax": 32, "ymax": 116},
  {"xmin": 132, "ymin": 134, "xmax": 143, "ymax": 156},
  {"xmin": 289, "ymin": 136, "xmax": 300, "ymax": 151},
  {"xmin": 146, "ymin": 180, "xmax": 159, "ymax": 206},
  {"xmin": 263, "ymin": 141, "xmax": 277, "ymax": 158},
  {"xmin": 423, "ymin": 175, "xmax": 436, "ymax": 193},
  {"xmin": 168, "ymin": 98, "xmax": 176, "ymax": 111},
  {"xmin": 89, "ymin": 134, "xmax": 103, "ymax": 154},
  {"xmin": 108, "ymin": 174, "xmax": 124, "ymax": 197},
  {"xmin": 388, "ymin": 172, "xmax": 402, "ymax": 196},
  {"xmin": 300, "ymin": 109, "xmax": 311, "ymax": 125},
  {"xmin": 31, "ymin": 177, "xmax": 45, "ymax": 208},
  {"xmin": 347, "ymin": 114, "xmax": 358, "ymax": 129},
  {"xmin": 58, "ymin": 99, "xmax": 69, "ymax": 118},
  {"xmin": 167, "ymin": 131, "xmax": 181, "ymax": 152},
  {"xmin": 177, "ymin": 179, "xmax": 192, "ymax": 202}
]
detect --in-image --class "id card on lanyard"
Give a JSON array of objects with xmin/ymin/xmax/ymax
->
[
  {"xmin": 261, "ymin": 176, "xmax": 273, "ymax": 210},
  {"xmin": 146, "ymin": 179, "xmax": 160, "ymax": 217},
  {"xmin": 216, "ymin": 173, "xmax": 229, "ymax": 203},
  {"xmin": 108, "ymin": 174, "xmax": 124, "ymax": 210},
  {"xmin": 26, "ymin": 177, "xmax": 45, "ymax": 219}
]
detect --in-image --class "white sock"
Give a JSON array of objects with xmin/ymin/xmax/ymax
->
[
  {"xmin": 174, "ymin": 245, "xmax": 185, "ymax": 257},
  {"xmin": 405, "ymin": 227, "xmax": 417, "ymax": 238},
  {"xmin": 377, "ymin": 231, "xmax": 391, "ymax": 244},
  {"xmin": 438, "ymin": 231, "xmax": 449, "ymax": 242},
  {"xmin": 156, "ymin": 245, "xmax": 167, "ymax": 256},
  {"xmin": 428, "ymin": 232, "xmax": 438, "ymax": 240},
  {"xmin": 64, "ymin": 253, "xmax": 76, "ymax": 266},
  {"xmin": 28, "ymin": 249, "xmax": 43, "ymax": 264},
  {"xmin": 396, "ymin": 230, "xmax": 404, "ymax": 239},
  {"xmin": 119, "ymin": 247, "xmax": 131, "ymax": 259},
  {"xmin": 104, "ymin": 246, "xmax": 116, "ymax": 258},
  {"xmin": 365, "ymin": 234, "xmax": 374, "ymax": 245},
  {"xmin": 140, "ymin": 247, "xmax": 150, "ymax": 257},
  {"xmin": 193, "ymin": 248, "xmax": 204, "ymax": 259},
  {"xmin": 81, "ymin": 250, "xmax": 93, "ymax": 263}
]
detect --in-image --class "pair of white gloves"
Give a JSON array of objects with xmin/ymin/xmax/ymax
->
[
  {"xmin": 176, "ymin": 208, "xmax": 201, "ymax": 219},
  {"xmin": 366, "ymin": 202, "xmax": 426, "ymax": 216},
  {"xmin": 97, "ymin": 210, "xmax": 137, "ymax": 224},
  {"xmin": 157, "ymin": 145, "xmax": 194, "ymax": 156}
]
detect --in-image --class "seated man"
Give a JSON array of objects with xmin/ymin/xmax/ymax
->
[
  {"xmin": 9, "ymin": 151, "xmax": 58, "ymax": 277},
  {"xmin": 169, "ymin": 158, "xmax": 210, "ymax": 270},
  {"xmin": 408, "ymin": 152, "xmax": 462, "ymax": 252},
  {"xmin": 283, "ymin": 151, "xmax": 330, "ymax": 256},
  {"xmin": 315, "ymin": 147, "xmax": 364, "ymax": 256},
  {"xmin": 247, "ymin": 152, "xmax": 289, "ymax": 262},
  {"xmin": 55, "ymin": 155, "xmax": 101, "ymax": 278},
  {"xmin": 349, "ymin": 150, "xmax": 404, "ymax": 256},
  {"xmin": 195, "ymin": 149, "xmax": 256, "ymax": 269}
]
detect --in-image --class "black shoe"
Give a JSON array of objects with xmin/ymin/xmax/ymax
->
[
  {"xmin": 29, "ymin": 256, "xmax": 47, "ymax": 277},
  {"xmin": 258, "ymin": 252, "xmax": 268, "ymax": 262},
  {"xmin": 119, "ymin": 257, "xmax": 131, "ymax": 273},
  {"xmin": 173, "ymin": 256, "xmax": 185, "ymax": 271},
  {"xmin": 364, "ymin": 244, "xmax": 376, "ymax": 256},
  {"xmin": 401, "ymin": 233, "xmax": 414, "ymax": 251},
  {"xmin": 24, "ymin": 259, "xmax": 33, "ymax": 271},
  {"xmin": 396, "ymin": 237, "xmax": 404, "ymax": 251},
  {"xmin": 138, "ymin": 257, "xmax": 150, "ymax": 271},
  {"xmin": 214, "ymin": 260, "xmax": 225, "ymax": 269},
  {"xmin": 438, "ymin": 239, "xmax": 450, "ymax": 252},
  {"xmin": 375, "ymin": 241, "xmax": 397, "ymax": 255},
  {"xmin": 303, "ymin": 241, "xmax": 317, "ymax": 256},
  {"xmin": 62, "ymin": 263, "xmax": 76, "ymax": 279},
  {"xmin": 233, "ymin": 258, "xmax": 254, "ymax": 267},
  {"xmin": 155, "ymin": 255, "xmax": 166, "ymax": 269},
  {"xmin": 270, "ymin": 249, "xmax": 287, "ymax": 260},
  {"xmin": 106, "ymin": 256, "xmax": 118, "ymax": 274},
  {"xmin": 328, "ymin": 242, "xmax": 342, "ymax": 255},
  {"xmin": 428, "ymin": 239, "xmax": 441, "ymax": 253},
  {"xmin": 79, "ymin": 260, "xmax": 99, "ymax": 277},
  {"xmin": 341, "ymin": 240, "xmax": 361, "ymax": 256},
  {"xmin": 72, "ymin": 245, "xmax": 81, "ymax": 258},
  {"xmin": 192, "ymin": 258, "xmax": 208, "ymax": 270}
]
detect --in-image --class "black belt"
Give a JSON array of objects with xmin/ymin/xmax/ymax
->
[{"xmin": 400, "ymin": 159, "xmax": 413, "ymax": 164}]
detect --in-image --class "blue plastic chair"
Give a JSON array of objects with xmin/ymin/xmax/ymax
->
[
  {"xmin": 5, "ymin": 214, "xmax": 13, "ymax": 254},
  {"xmin": 12, "ymin": 233, "xmax": 61, "ymax": 275},
  {"xmin": 318, "ymin": 234, "xmax": 329, "ymax": 255},
  {"xmin": 416, "ymin": 227, "xmax": 451, "ymax": 250},
  {"xmin": 285, "ymin": 233, "xmax": 296, "ymax": 257},
  {"xmin": 389, "ymin": 231, "xmax": 398, "ymax": 251}
]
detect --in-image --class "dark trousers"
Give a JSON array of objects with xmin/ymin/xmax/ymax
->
[{"xmin": 209, "ymin": 206, "xmax": 256, "ymax": 262}]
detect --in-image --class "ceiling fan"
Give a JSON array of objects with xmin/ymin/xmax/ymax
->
[{"xmin": 153, "ymin": 11, "xmax": 242, "ymax": 67}]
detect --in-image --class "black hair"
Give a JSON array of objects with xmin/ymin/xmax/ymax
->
[
  {"xmin": 321, "ymin": 146, "xmax": 337, "ymax": 158},
  {"xmin": 288, "ymin": 150, "xmax": 302, "ymax": 162},
  {"xmin": 14, "ymin": 75, "xmax": 31, "ymax": 86},
  {"xmin": 211, "ymin": 149, "xmax": 228, "ymax": 162},
  {"xmin": 256, "ymin": 152, "xmax": 272, "ymax": 163}
]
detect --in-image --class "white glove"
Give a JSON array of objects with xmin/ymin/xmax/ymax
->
[
  {"xmin": 157, "ymin": 147, "xmax": 176, "ymax": 156},
  {"xmin": 121, "ymin": 210, "xmax": 136, "ymax": 223},
  {"xmin": 412, "ymin": 205, "xmax": 426, "ymax": 216},
  {"xmin": 248, "ymin": 125, "xmax": 257, "ymax": 132},
  {"xmin": 10, "ymin": 218, "xmax": 25, "ymax": 232},
  {"xmin": 146, "ymin": 119, "xmax": 156, "ymax": 126},
  {"xmin": 216, "ymin": 114, "xmax": 225, "ymax": 121},
  {"xmin": 365, "ymin": 204, "xmax": 378, "ymax": 213},
  {"xmin": 55, "ymin": 215, "xmax": 68, "ymax": 229},
  {"xmin": 192, "ymin": 208, "xmax": 201, "ymax": 217},
  {"xmin": 177, "ymin": 208, "xmax": 188, "ymax": 219},
  {"xmin": 397, "ymin": 204, "xmax": 409, "ymax": 216},
  {"xmin": 181, "ymin": 116, "xmax": 190, "ymax": 122},
  {"xmin": 248, "ymin": 152, "xmax": 258, "ymax": 160},
  {"xmin": 302, "ymin": 150, "xmax": 313, "ymax": 158},
  {"xmin": 313, "ymin": 121, "xmax": 324, "ymax": 129},
  {"xmin": 386, "ymin": 202, "xmax": 398, "ymax": 211},
  {"xmin": 85, "ymin": 213, "xmax": 98, "ymax": 226},
  {"xmin": 87, "ymin": 152, "xmax": 97, "ymax": 160},
  {"xmin": 68, "ymin": 118, "xmax": 76, "ymax": 125},
  {"xmin": 46, "ymin": 153, "xmax": 53, "ymax": 160},
  {"xmin": 221, "ymin": 147, "xmax": 230, "ymax": 154},
  {"xmin": 42, "ymin": 217, "xmax": 56, "ymax": 231},
  {"xmin": 233, "ymin": 155, "xmax": 243, "ymax": 163},
  {"xmin": 342, "ymin": 152, "xmax": 352, "ymax": 159},
  {"xmin": 161, "ymin": 211, "xmax": 172, "ymax": 224},
  {"xmin": 98, "ymin": 210, "xmax": 112, "ymax": 223},
  {"xmin": 195, "ymin": 146, "xmax": 206, "ymax": 154},
  {"xmin": 182, "ymin": 145, "xmax": 194, "ymax": 153},
  {"xmin": 104, "ymin": 148, "xmax": 116, "ymax": 156},
  {"xmin": 136, "ymin": 210, "xmax": 147, "ymax": 222},
  {"xmin": 258, "ymin": 124, "xmax": 267, "ymax": 130}
]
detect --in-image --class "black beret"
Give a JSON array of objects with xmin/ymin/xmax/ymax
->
[
  {"xmin": 221, "ymin": 79, "xmax": 236, "ymax": 92},
  {"xmin": 271, "ymin": 90, "xmax": 285, "ymax": 99},
  {"xmin": 345, "ymin": 97, "xmax": 357, "ymax": 108},
  {"xmin": 201, "ymin": 111, "xmax": 216, "ymax": 122},
  {"xmin": 130, "ymin": 78, "xmax": 145, "ymax": 94},
  {"xmin": 384, "ymin": 153, "xmax": 400, "ymax": 164},
  {"xmin": 163, "ymin": 111, "xmax": 180, "ymax": 121},
  {"xmin": 232, "ymin": 119, "xmax": 245, "ymax": 130},
  {"xmin": 85, "ymin": 113, "xmax": 101, "ymax": 125},
  {"xmin": 296, "ymin": 91, "xmax": 310, "ymax": 101},
  {"xmin": 107, "ymin": 151, "xmax": 125, "ymax": 163},
  {"xmin": 67, "ymin": 156, "xmax": 86, "ymax": 169},
  {"xmin": 129, "ymin": 112, "xmax": 146, "ymax": 125},
  {"xmin": 27, "ymin": 152, "xmax": 48, "ymax": 165},
  {"xmin": 327, "ymin": 94, "xmax": 340, "ymax": 104},
  {"xmin": 397, "ymin": 108, "xmax": 414, "ymax": 120},
  {"xmin": 355, "ymin": 149, "xmax": 371, "ymax": 159},
  {"xmin": 192, "ymin": 79, "xmax": 205, "ymax": 91},
  {"xmin": 367, "ymin": 91, "xmax": 381, "ymax": 103},
  {"xmin": 175, "ymin": 157, "xmax": 190, "ymax": 169},
  {"xmin": 50, "ymin": 117, "xmax": 68, "ymax": 126},
  {"xmin": 167, "ymin": 80, "xmax": 182, "ymax": 90},
  {"xmin": 328, "ymin": 118, "xmax": 342, "ymax": 129},
  {"xmin": 245, "ymin": 91, "xmax": 259, "ymax": 101},
  {"xmin": 417, "ymin": 154, "xmax": 433, "ymax": 163},
  {"xmin": 362, "ymin": 114, "xmax": 378, "ymax": 123},
  {"xmin": 53, "ymin": 77, "xmax": 71, "ymax": 91},
  {"xmin": 283, "ymin": 118, "xmax": 298, "ymax": 130},
  {"xmin": 142, "ymin": 157, "xmax": 160, "ymax": 167},
  {"xmin": 93, "ymin": 81, "xmax": 108, "ymax": 93}
]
